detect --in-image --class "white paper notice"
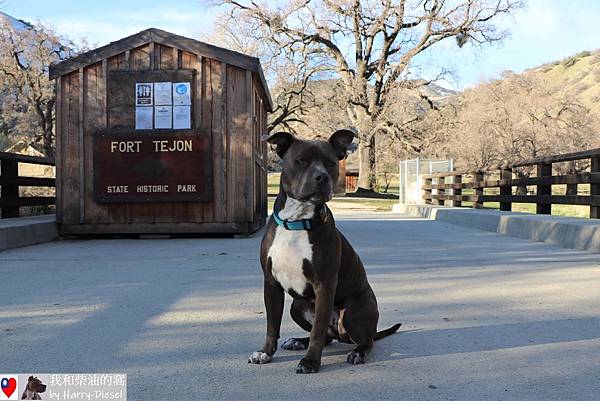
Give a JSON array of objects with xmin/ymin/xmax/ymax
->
[
  {"xmin": 136, "ymin": 83, "xmax": 153, "ymax": 106},
  {"xmin": 135, "ymin": 106, "xmax": 153, "ymax": 130},
  {"xmin": 154, "ymin": 82, "xmax": 172, "ymax": 105},
  {"xmin": 173, "ymin": 106, "xmax": 191, "ymax": 129},
  {"xmin": 173, "ymin": 82, "xmax": 192, "ymax": 106},
  {"xmin": 154, "ymin": 106, "xmax": 172, "ymax": 129}
]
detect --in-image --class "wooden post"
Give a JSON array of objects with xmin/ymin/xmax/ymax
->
[
  {"xmin": 0, "ymin": 159, "xmax": 19, "ymax": 218},
  {"xmin": 78, "ymin": 68, "xmax": 85, "ymax": 224},
  {"xmin": 500, "ymin": 168, "xmax": 512, "ymax": 211},
  {"xmin": 591, "ymin": 156, "xmax": 600, "ymax": 219},
  {"xmin": 424, "ymin": 176, "xmax": 432, "ymax": 204},
  {"xmin": 473, "ymin": 171, "xmax": 484, "ymax": 209},
  {"xmin": 415, "ymin": 157, "xmax": 420, "ymax": 204},
  {"xmin": 537, "ymin": 163, "xmax": 552, "ymax": 215},
  {"xmin": 566, "ymin": 160, "xmax": 578, "ymax": 195},
  {"xmin": 454, "ymin": 174, "xmax": 462, "ymax": 207},
  {"xmin": 436, "ymin": 176, "xmax": 445, "ymax": 206}
]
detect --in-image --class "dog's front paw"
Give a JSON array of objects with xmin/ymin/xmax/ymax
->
[
  {"xmin": 346, "ymin": 350, "xmax": 366, "ymax": 364},
  {"xmin": 296, "ymin": 357, "xmax": 320, "ymax": 374},
  {"xmin": 248, "ymin": 351, "xmax": 273, "ymax": 364}
]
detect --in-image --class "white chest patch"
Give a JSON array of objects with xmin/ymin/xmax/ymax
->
[
  {"xmin": 268, "ymin": 197, "xmax": 315, "ymax": 295},
  {"xmin": 269, "ymin": 226, "xmax": 313, "ymax": 295}
]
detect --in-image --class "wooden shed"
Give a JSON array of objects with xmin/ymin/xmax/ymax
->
[{"xmin": 49, "ymin": 28, "xmax": 271, "ymax": 235}]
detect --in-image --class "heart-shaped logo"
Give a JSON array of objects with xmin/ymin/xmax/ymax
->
[{"xmin": 1, "ymin": 377, "xmax": 16, "ymax": 398}]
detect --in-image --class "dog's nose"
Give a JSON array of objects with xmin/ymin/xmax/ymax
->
[{"xmin": 313, "ymin": 172, "xmax": 328, "ymax": 182}]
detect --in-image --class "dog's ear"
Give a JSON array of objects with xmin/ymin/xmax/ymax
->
[
  {"xmin": 329, "ymin": 129, "xmax": 356, "ymax": 160},
  {"xmin": 266, "ymin": 132, "xmax": 295, "ymax": 158}
]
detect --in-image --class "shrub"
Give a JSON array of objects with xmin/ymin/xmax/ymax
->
[{"xmin": 561, "ymin": 51, "xmax": 592, "ymax": 68}]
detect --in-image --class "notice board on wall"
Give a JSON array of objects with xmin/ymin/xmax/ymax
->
[{"xmin": 107, "ymin": 69, "xmax": 195, "ymax": 131}]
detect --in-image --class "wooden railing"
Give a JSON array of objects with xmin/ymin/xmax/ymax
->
[
  {"xmin": 422, "ymin": 148, "xmax": 600, "ymax": 219},
  {"xmin": 0, "ymin": 152, "xmax": 56, "ymax": 218}
]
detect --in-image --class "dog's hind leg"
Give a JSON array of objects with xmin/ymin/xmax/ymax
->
[
  {"xmin": 282, "ymin": 298, "xmax": 333, "ymax": 350},
  {"xmin": 282, "ymin": 336, "xmax": 310, "ymax": 350},
  {"xmin": 342, "ymin": 289, "xmax": 379, "ymax": 364},
  {"xmin": 282, "ymin": 298, "xmax": 313, "ymax": 350}
]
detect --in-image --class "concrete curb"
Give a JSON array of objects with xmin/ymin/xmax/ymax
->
[
  {"xmin": 0, "ymin": 214, "xmax": 58, "ymax": 252},
  {"xmin": 393, "ymin": 204, "xmax": 600, "ymax": 253}
]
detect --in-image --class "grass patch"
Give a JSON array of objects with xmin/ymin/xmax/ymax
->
[
  {"xmin": 330, "ymin": 197, "xmax": 398, "ymax": 211},
  {"xmin": 269, "ymin": 172, "xmax": 400, "ymax": 196},
  {"xmin": 479, "ymin": 203, "xmax": 589, "ymax": 218},
  {"xmin": 448, "ymin": 186, "xmax": 592, "ymax": 218},
  {"xmin": 268, "ymin": 196, "xmax": 398, "ymax": 213}
]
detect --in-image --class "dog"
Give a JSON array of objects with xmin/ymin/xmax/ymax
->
[
  {"xmin": 21, "ymin": 376, "xmax": 46, "ymax": 400},
  {"xmin": 248, "ymin": 129, "xmax": 401, "ymax": 373}
]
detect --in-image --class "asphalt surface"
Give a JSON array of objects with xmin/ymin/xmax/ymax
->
[{"xmin": 1, "ymin": 212, "xmax": 599, "ymax": 401}]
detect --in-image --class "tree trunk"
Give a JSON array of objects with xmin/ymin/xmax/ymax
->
[
  {"xmin": 515, "ymin": 171, "xmax": 528, "ymax": 196},
  {"xmin": 357, "ymin": 134, "xmax": 377, "ymax": 191},
  {"xmin": 34, "ymin": 100, "xmax": 55, "ymax": 157},
  {"xmin": 43, "ymin": 126, "xmax": 54, "ymax": 158},
  {"xmin": 44, "ymin": 102, "xmax": 55, "ymax": 158}
]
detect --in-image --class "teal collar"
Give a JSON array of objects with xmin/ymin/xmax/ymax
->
[{"xmin": 272, "ymin": 203, "xmax": 328, "ymax": 231}]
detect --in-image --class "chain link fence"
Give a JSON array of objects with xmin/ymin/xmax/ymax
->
[{"xmin": 399, "ymin": 158, "xmax": 453, "ymax": 204}]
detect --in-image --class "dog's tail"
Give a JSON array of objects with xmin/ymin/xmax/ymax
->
[{"xmin": 374, "ymin": 323, "xmax": 402, "ymax": 341}]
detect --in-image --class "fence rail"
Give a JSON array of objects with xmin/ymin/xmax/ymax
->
[
  {"xmin": 0, "ymin": 151, "xmax": 56, "ymax": 218},
  {"xmin": 422, "ymin": 148, "xmax": 600, "ymax": 218}
]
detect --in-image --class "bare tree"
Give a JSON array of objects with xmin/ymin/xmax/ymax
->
[
  {"xmin": 266, "ymin": 58, "xmax": 322, "ymax": 134},
  {"xmin": 203, "ymin": 12, "xmax": 324, "ymax": 135},
  {"xmin": 0, "ymin": 19, "xmax": 77, "ymax": 156},
  {"xmin": 428, "ymin": 73, "xmax": 600, "ymax": 187},
  {"xmin": 206, "ymin": 0, "xmax": 522, "ymax": 191}
]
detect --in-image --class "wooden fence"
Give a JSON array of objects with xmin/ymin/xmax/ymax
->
[
  {"xmin": 422, "ymin": 148, "xmax": 600, "ymax": 219},
  {"xmin": 0, "ymin": 152, "xmax": 56, "ymax": 218}
]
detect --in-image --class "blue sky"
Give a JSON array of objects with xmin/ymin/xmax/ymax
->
[{"xmin": 2, "ymin": 0, "xmax": 599, "ymax": 89}]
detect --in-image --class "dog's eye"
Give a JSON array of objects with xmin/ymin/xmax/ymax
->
[
  {"xmin": 295, "ymin": 159, "xmax": 305, "ymax": 165},
  {"xmin": 325, "ymin": 161, "xmax": 336, "ymax": 168}
]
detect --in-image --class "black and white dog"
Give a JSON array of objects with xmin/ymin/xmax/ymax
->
[
  {"xmin": 249, "ymin": 130, "xmax": 401, "ymax": 373},
  {"xmin": 21, "ymin": 376, "xmax": 46, "ymax": 400}
]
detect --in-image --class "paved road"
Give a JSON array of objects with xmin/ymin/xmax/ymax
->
[{"xmin": 1, "ymin": 212, "xmax": 599, "ymax": 401}]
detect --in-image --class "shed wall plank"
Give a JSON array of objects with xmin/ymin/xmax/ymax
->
[
  {"xmin": 211, "ymin": 60, "xmax": 227, "ymax": 222},
  {"xmin": 78, "ymin": 68, "xmax": 85, "ymax": 223},
  {"xmin": 83, "ymin": 62, "xmax": 109, "ymax": 223},
  {"xmin": 55, "ymin": 76, "xmax": 63, "ymax": 222},
  {"xmin": 61, "ymin": 71, "xmax": 81, "ymax": 224},
  {"xmin": 130, "ymin": 44, "xmax": 151, "ymax": 71},
  {"xmin": 226, "ymin": 65, "xmax": 252, "ymax": 222},
  {"xmin": 129, "ymin": 44, "xmax": 158, "ymax": 223},
  {"xmin": 173, "ymin": 51, "xmax": 198, "ymax": 222},
  {"xmin": 106, "ymin": 54, "xmax": 131, "ymax": 224},
  {"xmin": 158, "ymin": 44, "xmax": 177, "ymax": 70},
  {"xmin": 193, "ymin": 55, "xmax": 214, "ymax": 222}
]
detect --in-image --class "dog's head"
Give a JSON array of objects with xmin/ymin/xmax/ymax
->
[
  {"xmin": 27, "ymin": 376, "xmax": 46, "ymax": 393},
  {"xmin": 267, "ymin": 130, "xmax": 355, "ymax": 203}
]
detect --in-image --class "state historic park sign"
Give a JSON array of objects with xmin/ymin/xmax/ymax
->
[{"xmin": 93, "ymin": 131, "xmax": 212, "ymax": 203}]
